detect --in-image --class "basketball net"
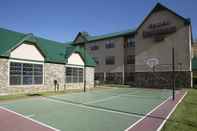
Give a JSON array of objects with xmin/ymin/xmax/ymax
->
[{"xmin": 146, "ymin": 58, "xmax": 159, "ymax": 69}]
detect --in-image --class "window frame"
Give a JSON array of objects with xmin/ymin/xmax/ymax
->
[
  {"xmin": 127, "ymin": 55, "xmax": 135, "ymax": 64},
  {"xmin": 105, "ymin": 40, "xmax": 115, "ymax": 49},
  {"xmin": 90, "ymin": 45, "xmax": 99, "ymax": 51},
  {"xmin": 65, "ymin": 65, "xmax": 84, "ymax": 83},
  {"xmin": 95, "ymin": 72, "xmax": 104, "ymax": 81},
  {"xmin": 8, "ymin": 60, "xmax": 44, "ymax": 86},
  {"xmin": 124, "ymin": 37, "xmax": 135, "ymax": 48}
]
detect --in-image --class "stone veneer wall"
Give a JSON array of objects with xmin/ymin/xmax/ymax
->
[
  {"xmin": 0, "ymin": 58, "xmax": 9, "ymax": 94},
  {"xmin": 0, "ymin": 59, "xmax": 48, "ymax": 95},
  {"xmin": 0, "ymin": 62, "xmax": 65, "ymax": 95},
  {"xmin": 134, "ymin": 71, "xmax": 192, "ymax": 88},
  {"xmin": 86, "ymin": 67, "xmax": 95, "ymax": 88},
  {"xmin": 0, "ymin": 61, "xmax": 95, "ymax": 95},
  {"xmin": 44, "ymin": 63, "xmax": 65, "ymax": 91}
]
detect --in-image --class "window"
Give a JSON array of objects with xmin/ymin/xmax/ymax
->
[
  {"xmin": 90, "ymin": 45, "xmax": 99, "ymax": 51},
  {"xmin": 105, "ymin": 41, "xmax": 115, "ymax": 49},
  {"xmin": 73, "ymin": 68, "xmax": 78, "ymax": 83},
  {"xmin": 105, "ymin": 56, "xmax": 115, "ymax": 65},
  {"xmin": 127, "ymin": 55, "xmax": 135, "ymax": 64},
  {"xmin": 95, "ymin": 72, "xmax": 104, "ymax": 81},
  {"xmin": 125, "ymin": 37, "xmax": 135, "ymax": 48},
  {"xmin": 65, "ymin": 67, "xmax": 83, "ymax": 83},
  {"xmin": 66, "ymin": 67, "xmax": 72, "ymax": 83},
  {"xmin": 106, "ymin": 73, "xmax": 115, "ymax": 81},
  {"xmin": 106, "ymin": 72, "xmax": 122, "ymax": 84},
  {"xmin": 125, "ymin": 72, "xmax": 134, "ymax": 82},
  {"xmin": 10, "ymin": 63, "xmax": 22, "ymax": 85},
  {"xmin": 10, "ymin": 62, "xmax": 43, "ymax": 85},
  {"xmin": 34, "ymin": 64, "xmax": 43, "ymax": 84},
  {"xmin": 78, "ymin": 68, "xmax": 83, "ymax": 82},
  {"xmin": 23, "ymin": 63, "xmax": 33, "ymax": 85}
]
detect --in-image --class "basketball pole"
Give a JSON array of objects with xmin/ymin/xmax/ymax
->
[
  {"xmin": 82, "ymin": 36, "xmax": 87, "ymax": 93},
  {"xmin": 172, "ymin": 47, "xmax": 175, "ymax": 100}
]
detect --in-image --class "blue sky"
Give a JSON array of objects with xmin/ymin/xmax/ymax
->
[{"xmin": 0, "ymin": 0, "xmax": 196, "ymax": 42}]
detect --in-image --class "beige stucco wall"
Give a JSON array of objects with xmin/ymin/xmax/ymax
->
[
  {"xmin": 10, "ymin": 43, "xmax": 44, "ymax": 61},
  {"xmin": 135, "ymin": 10, "xmax": 192, "ymax": 72},
  {"xmin": 67, "ymin": 53, "xmax": 84, "ymax": 66},
  {"xmin": 86, "ymin": 37, "xmax": 125, "ymax": 73}
]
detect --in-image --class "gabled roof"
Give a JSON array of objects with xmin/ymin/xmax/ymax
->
[
  {"xmin": 72, "ymin": 3, "xmax": 191, "ymax": 45},
  {"xmin": 73, "ymin": 32, "xmax": 89, "ymax": 44},
  {"xmin": 0, "ymin": 27, "xmax": 96, "ymax": 66},
  {"xmin": 4, "ymin": 33, "xmax": 46, "ymax": 58},
  {"xmin": 65, "ymin": 44, "xmax": 96, "ymax": 66},
  {"xmin": 86, "ymin": 29, "xmax": 136, "ymax": 42},
  {"xmin": 0, "ymin": 28, "xmax": 26, "ymax": 57},
  {"xmin": 73, "ymin": 29, "xmax": 136, "ymax": 44},
  {"xmin": 136, "ymin": 3, "xmax": 191, "ymax": 32}
]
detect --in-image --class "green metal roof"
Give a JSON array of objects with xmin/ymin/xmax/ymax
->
[
  {"xmin": 87, "ymin": 29, "xmax": 136, "ymax": 42},
  {"xmin": 65, "ymin": 44, "xmax": 96, "ymax": 67},
  {"xmin": 0, "ymin": 28, "xmax": 26, "ymax": 57},
  {"xmin": 0, "ymin": 27, "xmax": 96, "ymax": 67},
  {"xmin": 71, "ymin": 29, "xmax": 136, "ymax": 44}
]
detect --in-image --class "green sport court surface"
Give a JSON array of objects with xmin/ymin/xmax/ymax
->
[{"xmin": 0, "ymin": 87, "xmax": 172, "ymax": 131}]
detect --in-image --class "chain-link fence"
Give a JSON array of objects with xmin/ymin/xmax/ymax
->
[{"xmin": 94, "ymin": 64, "xmax": 192, "ymax": 89}]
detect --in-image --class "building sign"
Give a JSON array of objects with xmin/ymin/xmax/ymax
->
[{"xmin": 143, "ymin": 21, "xmax": 176, "ymax": 41}]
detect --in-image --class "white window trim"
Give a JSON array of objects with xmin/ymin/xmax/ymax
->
[
  {"xmin": 65, "ymin": 64, "xmax": 84, "ymax": 68},
  {"xmin": 65, "ymin": 64, "xmax": 84, "ymax": 84},
  {"xmin": 8, "ymin": 59, "xmax": 45, "ymax": 87}
]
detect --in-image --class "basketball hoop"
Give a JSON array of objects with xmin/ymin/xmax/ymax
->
[{"xmin": 146, "ymin": 58, "xmax": 159, "ymax": 68}]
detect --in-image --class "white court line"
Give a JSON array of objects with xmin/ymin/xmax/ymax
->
[
  {"xmin": 84, "ymin": 90, "xmax": 140, "ymax": 104},
  {"xmin": 43, "ymin": 97, "xmax": 142, "ymax": 118},
  {"xmin": 85, "ymin": 90, "xmax": 167, "ymax": 105},
  {"xmin": 124, "ymin": 95, "xmax": 172, "ymax": 131},
  {"xmin": 84, "ymin": 94, "xmax": 123, "ymax": 104},
  {"xmin": 156, "ymin": 91, "xmax": 188, "ymax": 131},
  {"xmin": 0, "ymin": 106, "xmax": 60, "ymax": 131},
  {"xmin": 120, "ymin": 94, "xmax": 167, "ymax": 100},
  {"xmin": 26, "ymin": 114, "xmax": 35, "ymax": 118}
]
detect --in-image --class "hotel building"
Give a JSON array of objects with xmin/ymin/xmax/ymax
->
[{"xmin": 74, "ymin": 3, "xmax": 193, "ymax": 88}]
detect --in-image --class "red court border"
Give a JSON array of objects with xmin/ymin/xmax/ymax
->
[
  {"xmin": 0, "ymin": 90, "xmax": 186, "ymax": 131},
  {"xmin": 125, "ymin": 90, "xmax": 187, "ymax": 131},
  {"xmin": 0, "ymin": 106, "xmax": 59, "ymax": 131}
]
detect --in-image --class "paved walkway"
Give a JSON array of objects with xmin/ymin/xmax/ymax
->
[{"xmin": 126, "ymin": 90, "xmax": 187, "ymax": 131}]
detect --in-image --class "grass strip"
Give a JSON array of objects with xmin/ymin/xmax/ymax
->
[{"xmin": 161, "ymin": 89, "xmax": 197, "ymax": 131}]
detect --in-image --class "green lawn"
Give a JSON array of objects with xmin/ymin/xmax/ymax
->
[{"xmin": 161, "ymin": 89, "xmax": 197, "ymax": 131}]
